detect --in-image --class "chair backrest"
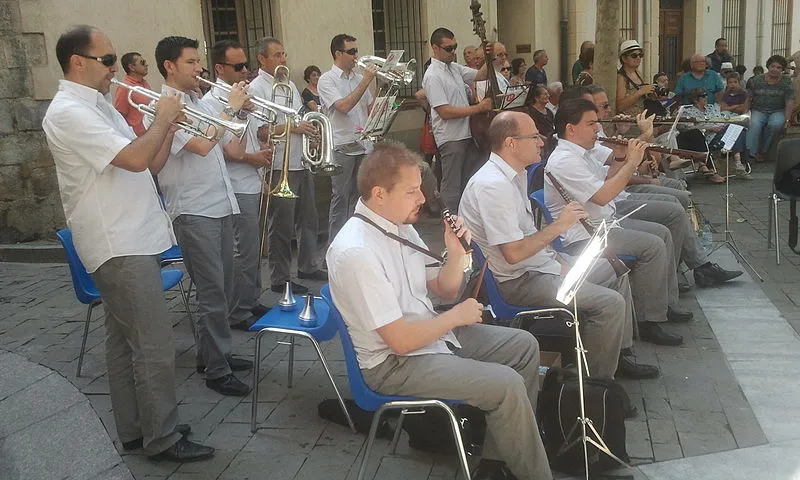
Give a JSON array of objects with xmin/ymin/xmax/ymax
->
[
  {"xmin": 470, "ymin": 242, "xmax": 527, "ymax": 321},
  {"xmin": 321, "ymin": 284, "xmax": 399, "ymax": 411},
  {"xmin": 770, "ymin": 134, "xmax": 800, "ymax": 196},
  {"xmin": 529, "ymin": 189, "xmax": 565, "ymax": 251},
  {"xmin": 55, "ymin": 229, "xmax": 100, "ymax": 305}
]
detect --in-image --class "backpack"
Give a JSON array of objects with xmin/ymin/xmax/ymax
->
[
  {"xmin": 400, "ymin": 404, "xmax": 486, "ymax": 456},
  {"xmin": 538, "ymin": 368, "xmax": 630, "ymax": 475}
]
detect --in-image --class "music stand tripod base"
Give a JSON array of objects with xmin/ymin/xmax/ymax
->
[{"xmin": 708, "ymin": 150, "xmax": 764, "ymax": 282}]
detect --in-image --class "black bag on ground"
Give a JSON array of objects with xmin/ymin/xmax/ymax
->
[
  {"xmin": 401, "ymin": 404, "xmax": 486, "ymax": 456},
  {"xmin": 537, "ymin": 368, "xmax": 630, "ymax": 475},
  {"xmin": 317, "ymin": 398, "xmax": 394, "ymax": 439}
]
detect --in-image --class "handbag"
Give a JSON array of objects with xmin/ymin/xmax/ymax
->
[{"xmin": 420, "ymin": 114, "xmax": 438, "ymax": 155}]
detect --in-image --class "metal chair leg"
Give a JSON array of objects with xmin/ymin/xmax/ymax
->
[
  {"xmin": 775, "ymin": 194, "xmax": 781, "ymax": 265},
  {"xmin": 287, "ymin": 339, "xmax": 295, "ymax": 388},
  {"xmin": 250, "ymin": 328, "xmax": 267, "ymax": 433},
  {"xmin": 177, "ymin": 280, "xmax": 193, "ymax": 323},
  {"xmin": 389, "ymin": 411, "xmax": 406, "ymax": 454},
  {"xmin": 768, "ymin": 194, "xmax": 774, "ymax": 249},
  {"xmin": 76, "ymin": 302, "xmax": 97, "ymax": 377}
]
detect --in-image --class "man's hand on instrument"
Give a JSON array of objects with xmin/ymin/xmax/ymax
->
[
  {"xmin": 154, "ymin": 93, "xmax": 185, "ymax": 125},
  {"xmin": 555, "ymin": 201, "xmax": 587, "ymax": 230},
  {"xmin": 450, "ymin": 298, "xmax": 484, "ymax": 327},
  {"xmin": 294, "ymin": 121, "xmax": 318, "ymax": 136},
  {"xmin": 362, "ymin": 64, "xmax": 378, "ymax": 83},
  {"xmin": 248, "ymin": 145, "xmax": 274, "ymax": 168},
  {"xmin": 625, "ymin": 138, "xmax": 648, "ymax": 166},
  {"xmin": 443, "ymin": 215, "xmax": 471, "ymax": 254},
  {"xmin": 477, "ymin": 97, "xmax": 493, "ymax": 112},
  {"xmin": 241, "ymin": 98, "xmax": 256, "ymax": 112},
  {"xmin": 227, "ymin": 81, "xmax": 250, "ymax": 111}
]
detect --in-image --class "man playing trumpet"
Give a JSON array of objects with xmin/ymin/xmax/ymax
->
[
  {"xmin": 205, "ymin": 39, "xmax": 273, "ymax": 330},
  {"xmin": 152, "ymin": 36, "xmax": 252, "ymax": 397}
]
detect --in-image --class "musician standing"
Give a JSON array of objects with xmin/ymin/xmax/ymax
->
[
  {"xmin": 43, "ymin": 25, "xmax": 213, "ymax": 461},
  {"xmin": 153, "ymin": 36, "xmax": 252, "ymax": 396},
  {"xmin": 327, "ymin": 141, "xmax": 552, "ymax": 480},
  {"xmin": 318, "ymin": 33, "xmax": 376, "ymax": 242},
  {"xmin": 422, "ymin": 27, "xmax": 492, "ymax": 213},
  {"xmin": 249, "ymin": 36, "xmax": 327, "ymax": 294}
]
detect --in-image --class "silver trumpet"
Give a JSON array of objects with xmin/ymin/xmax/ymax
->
[
  {"xmin": 195, "ymin": 75, "xmax": 297, "ymax": 125},
  {"xmin": 111, "ymin": 78, "xmax": 247, "ymax": 140},
  {"xmin": 357, "ymin": 55, "xmax": 417, "ymax": 85}
]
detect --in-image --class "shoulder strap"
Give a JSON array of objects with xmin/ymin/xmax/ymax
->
[{"xmin": 353, "ymin": 213, "xmax": 444, "ymax": 262}]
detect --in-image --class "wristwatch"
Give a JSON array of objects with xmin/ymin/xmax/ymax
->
[{"xmin": 222, "ymin": 106, "xmax": 237, "ymax": 117}]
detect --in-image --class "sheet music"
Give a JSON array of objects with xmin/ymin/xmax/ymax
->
[
  {"xmin": 475, "ymin": 81, "xmax": 529, "ymax": 109},
  {"xmin": 720, "ymin": 124, "xmax": 744, "ymax": 151}
]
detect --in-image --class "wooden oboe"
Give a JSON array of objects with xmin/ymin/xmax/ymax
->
[
  {"xmin": 545, "ymin": 171, "xmax": 630, "ymax": 278},
  {"xmin": 598, "ymin": 136, "xmax": 707, "ymax": 161}
]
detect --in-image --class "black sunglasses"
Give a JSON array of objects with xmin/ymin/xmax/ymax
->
[
  {"xmin": 224, "ymin": 62, "xmax": 248, "ymax": 72},
  {"xmin": 338, "ymin": 48, "xmax": 358, "ymax": 56},
  {"xmin": 626, "ymin": 53, "xmax": 643, "ymax": 59},
  {"xmin": 440, "ymin": 43, "xmax": 459, "ymax": 53},
  {"xmin": 501, "ymin": 67, "xmax": 512, "ymax": 71},
  {"xmin": 77, "ymin": 53, "xmax": 117, "ymax": 67}
]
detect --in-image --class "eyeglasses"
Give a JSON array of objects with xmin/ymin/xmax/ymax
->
[
  {"xmin": 697, "ymin": 93, "xmax": 708, "ymax": 98},
  {"xmin": 76, "ymin": 53, "xmax": 117, "ymax": 67},
  {"xmin": 512, "ymin": 134, "xmax": 547, "ymax": 142},
  {"xmin": 338, "ymin": 48, "xmax": 358, "ymax": 56},
  {"xmin": 599, "ymin": 102, "xmax": 611, "ymax": 110},
  {"xmin": 223, "ymin": 62, "xmax": 248, "ymax": 72},
  {"xmin": 501, "ymin": 67, "xmax": 512, "ymax": 72},
  {"xmin": 439, "ymin": 43, "xmax": 458, "ymax": 53},
  {"xmin": 626, "ymin": 53, "xmax": 643, "ymax": 59},
  {"xmin": 137, "ymin": 59, "xmax": 148, "ymax": 66}
]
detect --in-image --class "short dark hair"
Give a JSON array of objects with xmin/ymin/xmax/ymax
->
[
  {"xmin": 653, "ymin": 71, "xmax": 668, "ymax": 83},
  {"xmin": 511, "ymin": 58, "xmax": 526, "ymax": 76},
  {"xmin": 579, "ymin": 40, "xmax": 593, "ymax": 54},
  {"xmin": 210, "ymin": 39, "xmax": 243, "ymax": 72},
  {"xmin": 330, "ymin": 34, "xmax": 357, "ymax": 59},
  {"xmin": 715, "ymin": 37, "xmax": 727, "ymax": 47},
  {"xmin": 155, "ymin": 36, "xmax": 199, "ymax": 79},
  {"xmin": 554, "ymin": 98, "xmax": 597, "ymax": 138},
  {"xmin": 560, "ymin": 84, "xmax": 591, "ymax": 104},
  {"xmin": 735, "ymin": 64, "xmax": 747, "ymax": 76},
  {"xmin": 753, "ymin": 65, "xmax": 765, "ymax": 74},
  {"xmin": 488, "ymin": 112, "xmax": 521, "ymax": 152},
  {"xmin": 357, "ymin": 141, "xmax": 421, "ymax": 200},
  {"xmin": 55, "ymin": 25, "xmax": 98, "ymax": 74},
  {"xmin": 579, "ymin": 47, "xmax": 594, "ymax": 69},
  {"xmin": 688, "ymin": 87, "xmax": 708, "ymax": 103},
  {"xmin": 585, "ymin": 84, "xmax": 605, "ymax": 96},
  {"xmin": 725, "ymin": 72, "xmax": 741, "ymax": 82},
  {"xmin": 120, "ymin": 52, "xmax": 141, "ymax": 75},
  {"xmin": 430, "ymin": 27, "xmax": 455, "ymax": 47},
  {"xmin": 766, "ymin": 55, "xmax": 788, "ymax": 69},
  {"xmin": 303, "ymin": 65, "xmax": 321, "ymax": 83}
]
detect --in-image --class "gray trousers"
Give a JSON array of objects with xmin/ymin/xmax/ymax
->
[
  {"xmin": 92, "ymin": 255, "xmax": 182, "ymax": 455},
  {"xmin": 173, "ymin": 214, "xmax": 234, "ymax": 380},
  {"xmin": 230, "ymin": 193, "xmax": 261, "ymax": 324},
  {"xmin": 499, "ymin": 261, "xmax": 630, "ymax": 378},
  {"xmin": 268, "ymin": 169, "xmax": 319, "ymax": 284},
  {"xmin": 626, "ymin": 182, "xmax": 691, "ymax": 209},
  {"xmin": 437, "ymin": 138, "xmax": 481, "ymax": 213},
  {"xmin": 618, "ymin": 194, "xmax": 708, "ymax": 269},
  {"xmin": 362, "ymin": 324, "xmax": 552, "ymax": 480},
  {"xmin": 329, "ymin": 151, "xmax": 363, "ymax": 242}
]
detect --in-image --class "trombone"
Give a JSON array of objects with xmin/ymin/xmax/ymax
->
[{"xmin": 111, "ymin": 78, "xmax": 248, "ymax": 140}]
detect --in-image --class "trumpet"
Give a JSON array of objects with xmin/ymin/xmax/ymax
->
[
  {"xmin": 600, "ymin": 113, "xmax": 750, "ymax": 129},
  {"xmin": 111, "ymin": 79, "xmax": 248, "ymax": 140},
  {"xmin": 357, "ymin": 55, "xmax": 417, "ymax": 85},
  {"xmin": 195, "ymin": 75, "xmax": 298, "ymax": 125}
]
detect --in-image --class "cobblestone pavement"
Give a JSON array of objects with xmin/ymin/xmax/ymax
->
[{"xmin": 2, "ymin": 161, "xmax": 797, "ymax": 479}]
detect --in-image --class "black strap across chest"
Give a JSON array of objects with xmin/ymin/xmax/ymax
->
[{"xmin": 353, "ymin": 213, "xmax": 444, "ymax": 263}]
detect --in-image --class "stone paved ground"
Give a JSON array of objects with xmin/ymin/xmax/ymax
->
[{"xmin": 1, "ymin": 160, "xmax": 796, "ymax": 479}]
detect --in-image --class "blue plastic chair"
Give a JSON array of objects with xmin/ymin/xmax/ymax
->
[
  {"xmin": 529, "ymin": 189, "xmax": 638, "ymax": 266},
  {"xmin": 56, "ymin": 229, "xmax": 192, "ymax": 377},
  {"xmin": 159, "ymin": 244, "xmax": 194, "ymax": 321},
  {"xmin": 248, "ymin": 292, "xmax": 355, "ymax": 434},
  {"xmin": 320, "ymin": 285, "xmax": 473, "ymax": 480}
]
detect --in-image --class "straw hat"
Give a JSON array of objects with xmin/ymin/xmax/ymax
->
[{"xmin": 619, "ymin": 39, "xmax": 643, "ymax": 58}]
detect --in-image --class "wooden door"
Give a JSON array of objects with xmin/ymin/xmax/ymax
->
[{"xmin": 659, "ymin": 8, "xmax": 683, "ymax": 88}]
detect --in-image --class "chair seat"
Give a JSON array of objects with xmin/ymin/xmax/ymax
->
[
  {"xmin": 160, "ymin": 244, "xmax": 184, "ymax": 265},
  {"xmin": 160, "ymin": 269, "xmax": 184, "ymax": 291},
  {"xmin": 248, "ymin": 296, "xmax": 337, "ymax": 341}
]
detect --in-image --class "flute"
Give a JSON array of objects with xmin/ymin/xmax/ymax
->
[
  {"xmin": 545, "ymin": 172, "xmax": 631, "ymax": 278},
  {"xmin": 598, "ymin": 136, "xmax": 708, "ymax": 161}
]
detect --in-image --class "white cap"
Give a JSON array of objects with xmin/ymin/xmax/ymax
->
[
  {"xmin": 721, "ymin": 62, "xmax": 734, "ymax": 70},
  {"xmin": 619, "ymin": 39, "xmax": 643, "ymax": 58}
]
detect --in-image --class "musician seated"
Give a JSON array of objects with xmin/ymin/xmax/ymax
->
[
  {"xmin": 460, "ymin": 111, "xmax": 658, "ymax": 380},
  {"xmin": 327, "ymin": 142, "xmax": 553, "ymax": 480}
]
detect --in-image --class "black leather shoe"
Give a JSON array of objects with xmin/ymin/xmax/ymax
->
[
  {"xmin": 123, "ymin": 424, "xmax": 192, "ymax": 451},
  {"xmin": 250, "ymin": 304, "xmax": 271, "ymax": 317},
  {"xmin": 616, "ymin": 355, "xmax": 660, "ymax": 379},
  {"xmin": 694, "ymin": 262, "xmax": 743, "ymax": 287},
  {"xmin": 270, "ymin": 281, "xmax": 309, "ymax": 294},
  {"xmin": 151, "ymin": 437, "xmax": 214, "ymax": 462},
  {"xmin": 230, "ymin": 314, "xmax": 259, "ymax": 331},
  {"xmin": 667, "ymin": 306, "xmax": 694, "ymax": 323},
  {"xmin": 639, "ymin": 322, "xmax": 683, "ymax": 346},
  {"xmin": 206, "ymin": 373, "xmax": 251, "ymax": 396},
  {"xmin": 197, "ymin": 356, "xmax": 253, "ymax": 374},
  {"xmin": 298, "ymin": 269, "xmax": 328, "ymax": 281},
  {"xmin": 471, "ymin": 459, "xmax": 518, "ymax": 480}
]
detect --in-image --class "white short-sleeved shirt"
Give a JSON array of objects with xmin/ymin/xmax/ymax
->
[
  {"xmin": 422, "ymin": 59, "xmax": 477, "ymax": 146},
  {"xmin": 317, "ymin": 64, "xmax": 373, "ymax": 150},
  {"xmin": 545, "ymin": 139, "xmax": 616, "ymax": 246},
  {"xmin": 460, "ymin": 153, "xmax": 562, "ymax": 282},
  {"xmin": 42, "ymin": 80, "xmax": 173, "ymax": 273},
  {"xmin": 154, "ymin": 85, "xmax": 240, "ymax": 221},
  {"xmin": 588, "ymin": 130, "xmax": 629, "ymax": 202},
  {"xmin": 202, "ymin": 85, "xmax": 264, "ymax": 194},
  {"xmin": 247, "ymin": 69, "xmax": 305, "ymax": 171},
  {"xmin": 326, "ymin": 199, "xmax": 459, "ymax": 370}
]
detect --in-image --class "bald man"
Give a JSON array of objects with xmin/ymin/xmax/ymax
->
[{"xmin": 675, "ymin": 54, "xmax": 725, "ymax": 104}]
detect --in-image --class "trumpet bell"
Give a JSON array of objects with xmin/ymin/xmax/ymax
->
[{"xmin": 357, "ymin": 55, "xmax": 417, "ymax": 86}]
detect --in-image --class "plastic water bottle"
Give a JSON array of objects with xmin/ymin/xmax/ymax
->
[{"xmin": 700, "ymin": 221, "xmax": 713, "ymax": 254}]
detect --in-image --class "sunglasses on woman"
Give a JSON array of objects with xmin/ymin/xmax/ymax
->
[{"xmin": 626, "ymin": 53, "xmax": 643, "ymax": 59}]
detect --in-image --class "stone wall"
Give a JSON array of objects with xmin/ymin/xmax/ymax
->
[{"xmin": 0, "ymin": 0, "xmax": 63, "ymax": 243}]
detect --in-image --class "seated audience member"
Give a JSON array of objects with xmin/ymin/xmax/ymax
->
[{"xmin": 683, "ymin": 88, "xmax": 747, "ymax": 175}]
